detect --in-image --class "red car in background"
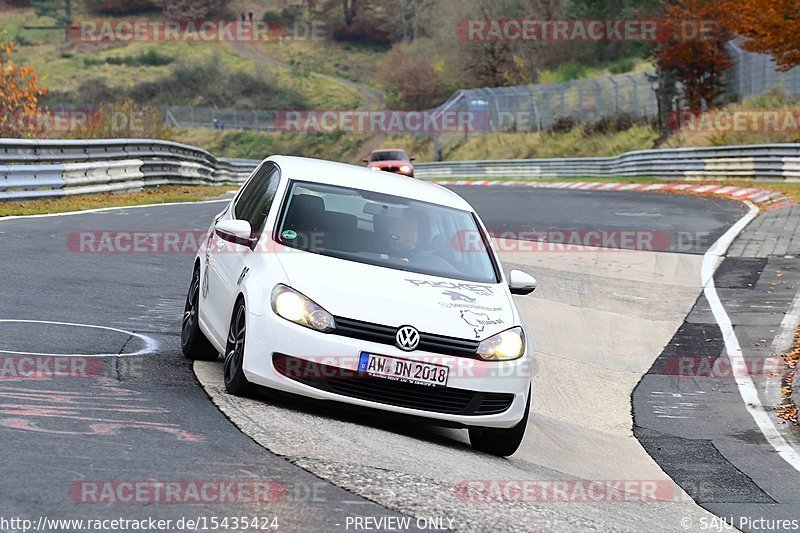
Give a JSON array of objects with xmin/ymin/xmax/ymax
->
[{"xmin": 362, "ymin": 148, "xmax": 415, "ymax": 177}]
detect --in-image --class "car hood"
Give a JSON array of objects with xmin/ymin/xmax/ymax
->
[{"xmin": 275, "ymin": 249, "xmax": 514, "ymax": 341}]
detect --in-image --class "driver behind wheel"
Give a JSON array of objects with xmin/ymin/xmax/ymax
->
[{"xmin": 385, "ymin": 210, "xmax": 420, "ymax": 259}]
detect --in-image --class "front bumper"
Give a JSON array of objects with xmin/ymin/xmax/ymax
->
[
  {"xmin": 242, "ymin": 311, "xmax": 532, "ymax": 428},
  {"xmin": 369, "ymin": 166, "xmax": 414, "ymax": 177}
]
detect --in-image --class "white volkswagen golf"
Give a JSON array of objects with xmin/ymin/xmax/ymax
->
[{"xmin": 182, "ymin": 156, "xmax": 537, "ymax": 456}]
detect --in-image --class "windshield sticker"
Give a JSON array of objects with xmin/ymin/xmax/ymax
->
[
  {"xmin": 460, "ymin": 310, "xmax": 504, "ymax": 338},
  {"xmin": 281, "ymin": 229, "xmax": 298, "ymax": 240},
  {"xmin": 405, "ymin": 279, "xmax": 494, "ymax": 296}
]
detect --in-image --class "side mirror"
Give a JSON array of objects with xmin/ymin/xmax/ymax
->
[
  {"xmin": 362, "ymin": 158, "xmax": 369, "ymax": 163},
  {"xmin": 410, "ymin": 157, "xmax": 416, "ymax": 161},
  {"xmin": 215, "ymin": 219, "xmax": 253, "ymax": 247},
  {"xmin": 508, "ymin": 269, "xmax": 536, "ymax": 295}
]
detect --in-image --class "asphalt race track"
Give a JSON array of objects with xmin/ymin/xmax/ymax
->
[
  {"xmin": 2, "ymin": 186, "xmax": 798, "ymax": 532},
  {"xmin": 452, "ymin": 186, "xmax": 746, "ymax": 254}
]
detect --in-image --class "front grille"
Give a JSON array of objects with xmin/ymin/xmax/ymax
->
[
  {"xmin": 272, "ymin": 354, "xmax": 514, "ymax": 416},
  {"xmin": 333, "ymin": 316, "xmax": 480, "ymax": 358}
]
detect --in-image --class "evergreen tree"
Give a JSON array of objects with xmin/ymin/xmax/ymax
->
[{"xmin": 31, "ymin": 0, "xmax": 73, "ymax": 42}]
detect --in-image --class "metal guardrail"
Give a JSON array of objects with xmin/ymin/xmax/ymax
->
[
  {"xmin": 2, "ymin": 139, "xmax": 799, "ymax": 202},
  {"xmin": 0, "ymin": 139, "xmax": 260, "ymax": 201},
  {"xmin": 414, "ymin": 144, "xmax": 800, "ymax": 181}
]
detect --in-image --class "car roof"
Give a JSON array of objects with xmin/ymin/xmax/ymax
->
[
  {"xmin": 266, "ymin": 155, "xmax": 472, "ymax": 211},
  {"xmin": 370, "ymin": 148, "xmax": 407, "ymax": 153}
]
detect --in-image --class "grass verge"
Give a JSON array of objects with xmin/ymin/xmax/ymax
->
[
  {"xmin": 0, "ymin": 186, "xmax": 232, "ymax": 217},
  {"xmin": 178, "ymin": 128, "xmax": 371, "ymax": 162}
]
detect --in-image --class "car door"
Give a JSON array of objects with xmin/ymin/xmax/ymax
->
[{"xmin": 204, "ymin": 162, "xmax": 280, "ymax": 343}]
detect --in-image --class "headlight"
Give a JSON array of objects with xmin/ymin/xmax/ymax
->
[
  {"xmin": 399, "ymin": 165, "xmax": 411, "ymax": 173},
  {"xmin": 476, "ymin": 327, "xmax": 525, "ymax": 361},
  {"xmin": 370, "ymin": 166, "xmax": 381, "ymax": 171},
  {"xmin": 271, "ymin": 284, "xmax": 335, "ymax": 332}
]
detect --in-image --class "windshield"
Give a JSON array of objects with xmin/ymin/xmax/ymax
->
[
  {"xmin": 370, "ymin": 151, "xmax": 408, "ymax": 162},
  {"xmin": 276, "ymin": 181, "xmax": 498, "ymax": 283}
]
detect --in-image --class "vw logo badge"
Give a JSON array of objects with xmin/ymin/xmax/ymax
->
[{"xmin": 396, "ymin": 325, "xmax": 420, "ymax": 351}]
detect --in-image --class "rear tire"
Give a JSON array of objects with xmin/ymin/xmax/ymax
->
[
  {"xmin": 468, "ymin": 388, "xmax": 530, "ymax": 457},
  {"xmin": 224, "ymin": 298, "xmax": 252, "ymax": 396},
  {"xmin": 181, "ymin": 267, "xmax": 219, "ymax": 361}
]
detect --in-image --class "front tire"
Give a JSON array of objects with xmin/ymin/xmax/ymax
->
[
  {"xmin": 181, "ymin": 267, "xmax": 219, "ymax": 361},
  {"xmin": 468, "ymin": 388, "xmax": 530, "ymax": 457},
  {"xmin": 224, "ymin": 298, "xmax": 252, "ymax": 396}
]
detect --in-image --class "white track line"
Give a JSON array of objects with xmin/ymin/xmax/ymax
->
[
  {"xmin": 0, "ymin": 197, "xmax": 230, "ymax": 223},
  {"xmin": 0, "ymin": 319, "xmax": 158, "ymax": 357},
  {"xmin": 702, "ymin": 202, "xmax": 800, "ymax": 472},
  {"xmin": 772, "ymin": 290, "xmax": 800, "ymax": 353}
]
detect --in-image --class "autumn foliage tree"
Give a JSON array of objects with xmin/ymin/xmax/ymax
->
[
  {"xmin": 0, "ymin": 38, "xmax": 48, "ymax": 138},
  {"xmin": 716, "ymin": 0, "xmax": 800, "ymax": 71},
  {"xmin": 654, "ymin": 0, "xmax": 732, "ymax": 109},
  {"xmin": 651, "ymin": 0, "xmax": 732, "ymax": 135}
]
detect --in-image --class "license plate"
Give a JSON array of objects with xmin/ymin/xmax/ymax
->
[{"xmin": 358, "ymin": 352, "xmax": 448, "ymax": 387}]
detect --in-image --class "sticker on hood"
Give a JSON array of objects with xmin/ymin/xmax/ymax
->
[
  {"xmin": 441, "ymin": 290, "xmax": 476, "ymax": 303},
  {"xmin": 405, "ymin": 279, "xmax": 493, "ymax": 296},
  {"xmin": 460, "ymin": 310, "xmax": 504, "ymax": 339}
]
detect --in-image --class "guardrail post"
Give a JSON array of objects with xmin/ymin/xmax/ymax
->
[
  {"xmin": 609, "ymin": 77, "xmax": 620, "ymax": 113},
  {"xmin": 626, "ymin": 75, "xmax": 640, "ymax": 116},
  {"xmin": 593, "ymin": 80, "xmax": 604, "ymax": 120},
  {"xmin": 530, "ymin": 97, "xmax": 541, "ymax": 132},
  {"xmin": 541, "ymin": 90, "xmax": 552, "ymax": 130}
]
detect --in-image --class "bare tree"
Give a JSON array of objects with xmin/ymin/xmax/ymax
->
[
  {"xmin": 342, "ymin": 0, "xmax": 358, "ymax": 25},
  {"xmin": 393, "ymin": 0, "xmax": 433, "ymax": 42},
  {"xmin": 159, "ymin": 0, "xmax": 232, "ymax": 19},
  {"xmin": 312, "ymin": 0, "xmax": 394, "ymax": 42},
  {"xmin": 454, "ymin": 0, "xmax": 568, "ymax": 87}
]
